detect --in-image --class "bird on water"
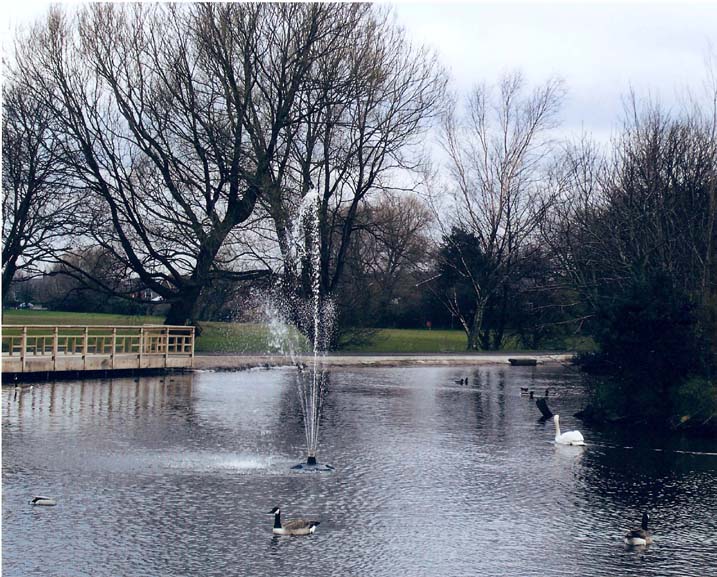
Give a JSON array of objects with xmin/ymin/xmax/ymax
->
[
  {"xmin": 268, "ymin": 506, "xmax": 320, "ymax": 536},
  {"xmin": 624, "ymin": 512, "xmax": 652, "ymax": 546},
  {"xmin": 552, "ymin": 415, "xmax": 586, "ymax": 446},
  {"xmin": 30, "ymin": 496, "xmax": 57, "ymax": 506}
]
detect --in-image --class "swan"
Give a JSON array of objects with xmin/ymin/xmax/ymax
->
[
  {"xmin": 269, "ymin": 506, "xmax": 320, "ymax": 536},
  {"xmin": 30, "ymin": 496, "xmax": 56, "ymax": 506},
  {"xmin": 624, "ymin": 512, "xmax": 652, "ymax": 546},
  {"xmin": 553, "ymin": 415, "xmax": 585, "ymax": 446}
]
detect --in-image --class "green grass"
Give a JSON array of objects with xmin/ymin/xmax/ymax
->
[
  {"xmin": 2, "ymin": 309, "xmax": 164, "ymax": 327},
  {"xmin": 339, "ymin": 329, "xmax": 595, "ymax": 353},
  {"xmin": 340, "ymin": 328, "xmax": 469, "ymax": 353},
  {"xmin": 194, "ymin": 321, "xmax": 311, "ymax": 354},
  {"xmin": 1, "ymin": 309, "xmax": 589, "ymax": 353}
]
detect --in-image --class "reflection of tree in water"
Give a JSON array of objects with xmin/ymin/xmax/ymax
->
[{"xmin": 575, "ymin": 434, "xmax": 717, "ymax": 519}]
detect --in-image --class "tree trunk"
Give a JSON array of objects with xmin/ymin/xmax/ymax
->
[
  {"xmin": 466, "ymin": 298, "xmax": 487, "ymax": 351},
  {"xmin": 1, "ymin": 258, "xmax": 18, "ymax": 303},
  {"xmin": 165, "ymin": 284, "xmax": 203, "ymax": 333}
]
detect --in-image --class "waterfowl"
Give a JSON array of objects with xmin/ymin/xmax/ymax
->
[
  {"xmin": 520, "ymin": 387, "xmax": 529, "ymax": 395},
  {"xmin": 624, "ymin": 512, "xmax": 652, "ymax": 546},
  {"xmin": 14, "ymin": 378, "xmax": 33, "ymax": 392},
  {"xmin": 268, "ymin": 506, "xmax": 320, "ymax": 536},
  {"xmin": 529, "ymin": 391, "xmax": 534, "ymax": 399},
  {"xmin": 536, "ymin": 397, "xmax": 553, "ymax": 420},
  {"xmin": 544, "ymin": 388, "xmax": 550, "ymax": 397},
  {"xmin": 553, "ymin": 415, "xmax": 585, "ymax": 446},
  {"xmin": 455, "ymin": 378, "xmax": 466, "ymax": 385},
  {"xmin": 30, "ymin": 496, "xmax": 56, "ymax": 506}
]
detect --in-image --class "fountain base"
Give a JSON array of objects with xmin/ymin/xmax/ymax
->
[{"xmin": 291, "ymin": 457, "xmax": 335, "ymax": 472}]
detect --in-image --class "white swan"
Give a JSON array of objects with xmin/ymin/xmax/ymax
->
[{"xmin": 553, "ymin": 415, "xmax": 586, "ymax": 446}]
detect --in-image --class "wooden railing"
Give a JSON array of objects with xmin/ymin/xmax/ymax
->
[{"xmin": 2, "ymin": 325, "xmax": 194, "ymax": 373}]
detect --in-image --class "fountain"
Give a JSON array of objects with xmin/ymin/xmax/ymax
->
[{"xmin": 268, "ymin": 190, "xmax": 335, "ymax": 471}]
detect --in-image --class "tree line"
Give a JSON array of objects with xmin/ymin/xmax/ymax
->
[{"xmin": 3, "ymin": 3, "xmax": 716, "ymax": 402}]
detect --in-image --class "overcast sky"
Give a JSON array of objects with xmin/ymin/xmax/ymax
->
[
  {"xmin": 3, "ymin": 1, "xmax": 717, "ymax": 141},
  {"xmin": 392, "ymin": 1, "xmax": 717, "ymax": 141}
]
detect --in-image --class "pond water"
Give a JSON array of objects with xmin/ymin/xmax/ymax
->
[{"xmin": 3, "ymin": 365, "xmax": 717, "ymax": 577}]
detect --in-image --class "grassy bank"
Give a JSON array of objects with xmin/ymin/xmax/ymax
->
[
  {"xmin": 2, "ymin": 309, "xmax": 164, "ymax": 326},
  {"xmin": 339, "ymin": 328, "xmax": 594, "ymax": 353},
  {"xmin": 339, "ymin": 328, "xmax": 468, "ymax": 353},
  {"xmin": 2, "ymin": 309, "xmax": 591, "ymax": 353}
]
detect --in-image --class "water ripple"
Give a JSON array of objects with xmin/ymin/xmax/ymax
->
[{"xmin": 3, "ymin": 366, "xmax": 716, "ymax": 577}]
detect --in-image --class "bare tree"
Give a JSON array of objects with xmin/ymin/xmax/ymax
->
[
  {"xmin": 339, "ymin": 194, "xmax": 434, "ymax": 327},
  {"xmin": 256, "ymin": 5, "xmax": 446, "ymax": 342},
  {"xmin": 436, "ymin": 72, "xmax": 564, "ymax": 349},
  {"xmin": 12, "ymin": 3, "xmax": 351, "ymax": 328},
  {"xmin": 547, "ymin": 98, "xmax": 717, "ymax": 309},
  {"xmin": 1, "ymin": 72, "xmax": 77, "ymax": 302}
]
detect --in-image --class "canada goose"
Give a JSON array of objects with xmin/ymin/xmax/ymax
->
[
  {"xmin": 30, "ymin": 496, "xmax": 56, "ymax": 506},
  {"xmin": 553, "ymin": 415, "xmax": 585, "ymax": 446},
  {"xmin": 624, "ymin": 512, "xmax": 652, "ymax": 546},
  {"xmin": 14, "ymin": 377, "xmax": 33, "ymax": 392},
  {"xmin": 268, "ymin": 506, "xmax": 320, "ymax": 536}
]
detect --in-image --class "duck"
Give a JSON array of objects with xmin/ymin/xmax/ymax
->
[
  {"xmin": 455, "ymin": 378, "xmax": 466, "ymax": 385},
  {"xmin": 30, "ymin": 496, "xmax": 57, "ymax": 506},
  {"xmin": 520, "ymin": 387, "xmax": 529, "ymax": 394},
  {"xmin": 268, "ymin": 506, "xmax": 320, "ymax": 536},
  {"xmin": 624, "ymin": 512, "xmax": 652, "ymax": 546},
  {"xmin": 529, "ymin": 391, "xmax": 535, "ymax": 399},
  {"xmin": 553, "ymin": 414, "xmax": 586, "ymax": 446}
]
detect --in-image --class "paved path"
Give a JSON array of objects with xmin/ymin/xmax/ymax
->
[{"xmin": 193, "ymin": 352, "xmax": 575, "ymax": 370}]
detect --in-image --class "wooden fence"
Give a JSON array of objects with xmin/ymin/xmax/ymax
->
[{"xmin": 1, "ymin": 325, "xmax": 194, "ymax": 374}]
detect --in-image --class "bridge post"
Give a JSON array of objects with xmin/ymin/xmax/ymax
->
[
  {"xmin": 83, "ymin": 327, "xmax": 89, "ymax": 370},
  {"xmin": 111, "ymin": 327, "xmax": 117, "ymax": 369},
  {"xmin": 164, "ymin": 327, "xmax": 169, "ymax": 367},
  {"xmin": 20, "ymin": 327, "xmax": 27, "ymax": 373},
  {"xmin": 52, "ymin": 326, "xmax": 59, "ymax": 371}
]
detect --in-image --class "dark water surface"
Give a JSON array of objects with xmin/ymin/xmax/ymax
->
[{"xmin": 3, "ymin": 366, "xmax": 717, "ymax": 576}]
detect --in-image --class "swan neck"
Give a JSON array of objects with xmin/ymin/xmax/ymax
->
[{"xmin": 554, "ymin": 417, "xmax": 561, "ymax": 437}]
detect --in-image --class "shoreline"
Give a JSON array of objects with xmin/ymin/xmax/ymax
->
[{"xmin": 192, "ymin": 352, "xmax": 575, "ymax": 370}]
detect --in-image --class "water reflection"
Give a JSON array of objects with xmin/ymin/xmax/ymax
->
[{"xmin": 3, "ymin": 366, "xmax": 717, "ymax": 576}]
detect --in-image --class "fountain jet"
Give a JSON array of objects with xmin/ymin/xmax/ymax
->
[{"xmin": 270, "ymin": 191, "xmax": 335, "ymax": 471}]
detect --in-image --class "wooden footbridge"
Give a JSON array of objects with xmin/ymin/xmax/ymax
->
[{"xmin": 1, "ymin": 325, "xmax": 194, "ymax": 377}]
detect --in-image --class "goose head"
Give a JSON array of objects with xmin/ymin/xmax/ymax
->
[{"xmin": 268, "ymin": 506, "xmax": 280, "ymax": 515}]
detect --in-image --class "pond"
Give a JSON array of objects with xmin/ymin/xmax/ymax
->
[{"xmin": 3, "ymin": 365, "xmax": 717, "ymax": 576}]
